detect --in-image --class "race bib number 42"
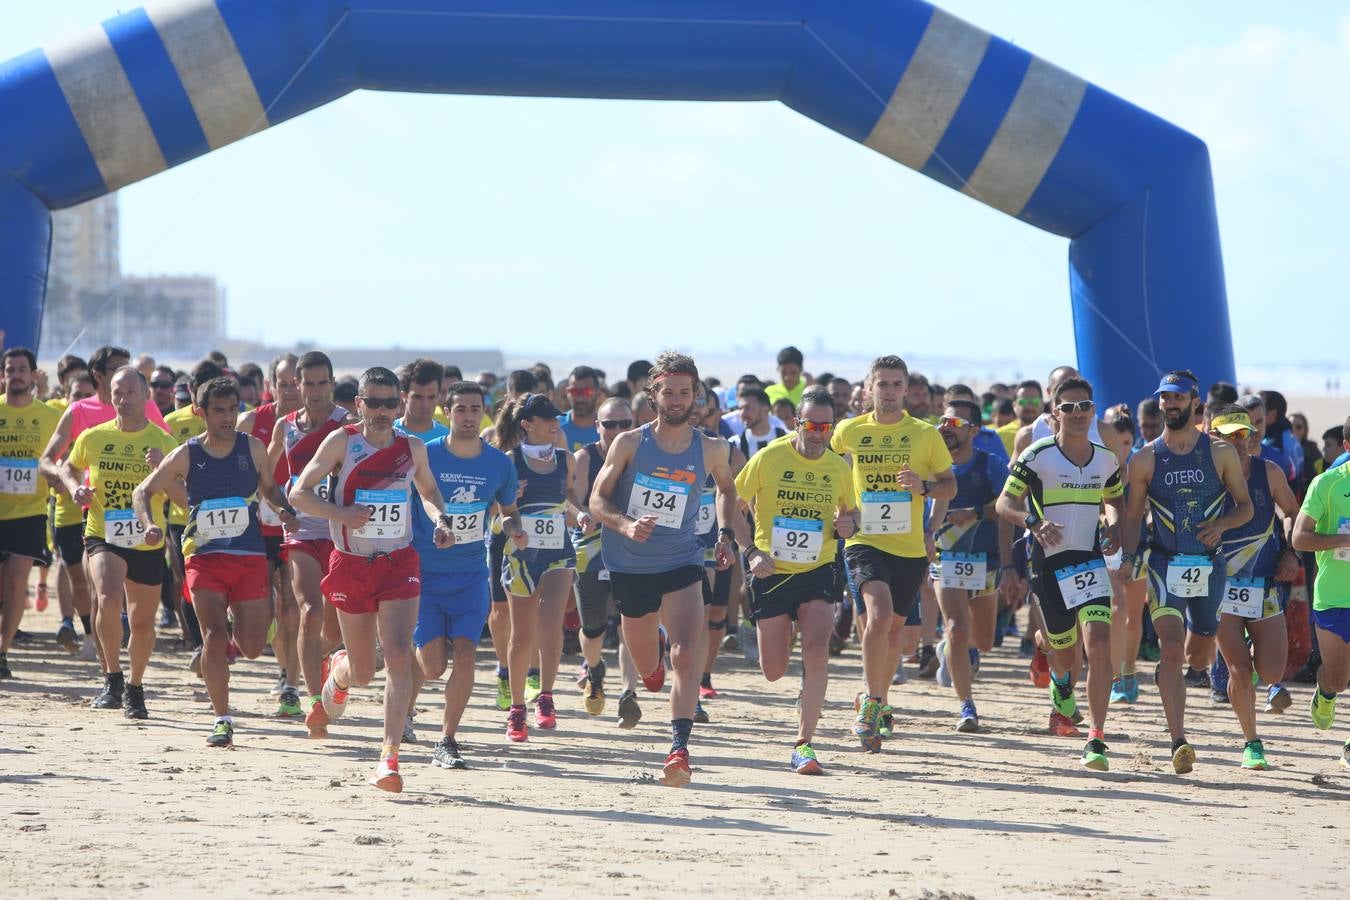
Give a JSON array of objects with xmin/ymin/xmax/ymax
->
[
  {"xmin": 353, "ymin": 489, "xmax": 408, "ymax": 539},
  {"xmin": 0, "ymin": 458, "xmax": 39, "ymax": 495},
  {"xmin": 196, "ymin": 497, "xmax": 249, "ymax": 540},
  {"xmin": 1055, "ymin": 558, "xmax": 1111, "ymax": 609},
  {"xmin": 1166, "ymin": 554, "xmax": 1213, "ymax": 598},
  {"xmin": 627, "ymin": 473, "xmax": 689, "ymax": 529},
  {"xmin": 859, "ymin": 490, "xmax": 912, "ymax": 535},
  {"xmin": 770, "ymin": 516, "xmax": 823, "ymax": 563},
  {"xmin": 105, "ymin": 508, "xmax": 146, "ymax": 548}
]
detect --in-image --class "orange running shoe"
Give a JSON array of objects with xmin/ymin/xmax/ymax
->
[
  {"xmin": 1049, "ymin": 711, "xmax": 1081, "ymax": 737},
  {"xmin": 1029, "ymin": 647, "xmax": 1051, "ymax": 689},
  {"xmin": 35, "ymin": 583, "xmax": 49, "ymax": 612},
  {"xmin": 305, "ymin": 697, "xmax": 330, "ymax": 739},
  {"xmin": 321, "ymin": 650, "xmax": 350, "ymax": 719},
  {"xmin": 370, "ymin": 755, "xmax": 402, "ymax": 793},
  {"xmin": 661, "ymin": 748, "xmax": 692, "ymax": 787}
]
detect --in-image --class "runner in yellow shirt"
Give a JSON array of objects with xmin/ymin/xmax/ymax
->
[
  {"xmin": 830, "ymin": 356, "xmax": 956, "ymax": 752},
  {"xmin": 55, "ymin": 367, "xmax": 178, "ymax": 718},
  {"xmin": 736, "ymin": 385, "xmax": 856, "ymax": 774},
  {"xmin": 0, "ymin": 348, "xmax": 62, "ymax": 678}
]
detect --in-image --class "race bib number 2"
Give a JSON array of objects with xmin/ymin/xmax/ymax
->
[
  {"xmin": 627, "ymin": 473, "xmax": 689, "ymax": 529},
  {"xmin": 859, "ymin": 490, "xmax": 912, "ymax": 535},
  {"xmin": 0, "ymin": 458, "xmax": 39, "ymax": 495}
]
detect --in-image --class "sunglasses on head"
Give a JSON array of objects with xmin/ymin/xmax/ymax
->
[
  {"xmin": 359, "ymin": 396, "xmax": 400, "ymax": 410},
  {"xmin": 1055, "ymin": 400, "xmax": 1095, "ymax": 414},
  {"xmin": 799, "ymin": 420, "xmax": 833, "ymax": 434},
  {"xmin": 567, "ymin": 386, "xmax": 595, "ymax": 397},
  {"xmin": 1016, "ymin": 397, "xmax": 1042, "ymax": 407},
  {"xmin": 600, "ymin": 418, "xmax": 633, "ymax": 429},
  {"xmin": 940, "ymin": 416, "xmax": 973, "ymax": 429}
]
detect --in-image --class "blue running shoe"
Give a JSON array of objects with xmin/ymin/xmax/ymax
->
[{"xmin": 957, "ymin": 700, "xmax": 979, "ymax": 733}]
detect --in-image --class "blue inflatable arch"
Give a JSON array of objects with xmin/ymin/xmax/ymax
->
[{"xmin": 0, "ymin": 0, "xmax": 1232, "ymax": 405}]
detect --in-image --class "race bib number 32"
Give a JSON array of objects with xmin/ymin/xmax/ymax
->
[
  {"xmin": 353, "ymin": 489, "xmax": 408, "ymax": 539},
  {"xmin": 770, "ymin": 516, "xmax": 823, "ymax": 563},
  {"xmin": 859, "ymin": 490, "xmax": 912, "ymax": 535},
  {"xmin": 627, "ymin": 473, "xmax": 689, "ymax": 529},
  {"xmin": 444, "ymin": 501, "xmax": 487, "ymax": 544}
]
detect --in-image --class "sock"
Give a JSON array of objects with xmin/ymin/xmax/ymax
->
[
  {"xmin": 215, "ymin": 715, "xmax": 233, "ymax": 726},
  {"xmin": 497, "ymin": 665, "xmax": 508, "ymax": 680},
  {"xmin": 107, "ymin": 671, "xmax": 125, "ymax": 689},
  {"xmin": 527, "ymin": 667, "xmax": 539, "ymax": 678},
  {"xmin": 382, "ymin": 742, "xmax": 398, "ymax": 761},
  {"xmin": 670, "ymin": 717, "xmax": 693, "ymax": 752},
  {"xmin": 1171, "ymin": 737, "xmax": 1189, "ymax": 752},
  {"xmin": 588, "ymin": 660, "xmax": 606, "ymax": 688},
  {"xmin": 700, "ymin": 672, "xmax": 712, "ymax": 689},
  {"xmin": 61, "ymin": 616, "xmax": 74, "ymax": 629},
  {"xmin": 1318, "ymin": 687, "xmax": 1338, "ymax": 702},
  {"xmin": 80, "ymin": 614, "xmax": 93, "ymax": 635},
  {"xmin": 1088, "ymin": 727, "xmax": 1105, "ymax": 741}
]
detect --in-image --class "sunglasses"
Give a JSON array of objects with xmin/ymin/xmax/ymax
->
[
  {"xmin": 359, "ymin": 396, "xmax": 400, "ymax": 410},
  {"xmin": 567, "ymin": 386, "xmax": 595, "ymax": 398},
  {"xmin": 150, "ymin": 380, "xmax": 175, "ymax": 390},
  {"xmin": 939, "ymin": 416, "xmax": 973, "ymax": 429},
  {"xmin": 1213, "ymin": 428, "xmax": 1252, "ymax": 440},
  {"xmin": 1055, "ymin": 400, "xmax": 1095, "ymax": 414},
  {"xmin": 600, "ymin": 419, "xmax": 633, "ymax": 429},
  {"xmin": 799, "ymin": 420, "xmax": 833, "ymax": 434},
  {"xmin": 1016, "ymin": 397, "xmax": 1042, "ymax": 407}
]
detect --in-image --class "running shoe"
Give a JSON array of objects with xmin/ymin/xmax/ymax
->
[
  {"xmin": 56, "ymin": 621, "xmax": 79, "ymax": 654},
  {"xmin": 853, "ymin": 697, "xmax": 883, "ymax": 752},
  {"xmin": 188, "ymin": 647, "xmax": 203, "ymax": 679},
  {"xmin": 693, "ymin": 702, "xmax": 710, "ymax": 725},
  {"xmin": 1241, "ymin": 740, "xmax": 1269, "ymax": 770},
  {"xmin": 574, "ymin": 662, "xmax": 590, "ymax": 690},
  {"xmin": 1029, "ymin": 647, "xmax": 1050, "ymax": 689},
  {"xmin": 35, "ymin": 582, "xmax": 48, "ymax": 612},
  {"xmin": 916, "ymin": 644, "xmax": 938, "ymax": 679},
  {"xmin": 970, "ymin": 647, "xmax": 981, "ymax": 675},
  {"xmin": 699, "ymin": 681, "xmax": 718, "ymax": 700},
  {"xmin": 158, "ymin": 607, "xmax": 176, "ymax": 628},
  {"xmin": 495, "ymin": 676, "xmax": 511, "ymax": 711},
  {"xmin": 1183, "ymin": 666, "xmax": 1211, "ymax": 689},
  {"xmin": 1310, "ymin": 689, "xmax": 1336, "ymax": 730},
  {"xmin": 1172, "ymin": 741, "xmax": 1196, "ymax": 774},
  {"xmin": 305, "ymin": 696, "xmax": 330, "ymax": 739},
  {"xmin": 1138, "ymin": 639, "xmax": 1161, "ymax": 662},
  {"xmin": 957, "ymin": 700, "xmax": 979, "ymax": 733},
  {"xmin": 660, "ymin": 748, "xmax": 691, "ymax": 787},
  {"xmin": 321, "ymin": 650, "xmax": 350, "ymax": 720},
  {"xmin": 878, "ymin": 705, "xmax": 894, "ymax": 740},
  {"xmin": 1109, "ymin": 677, "xmax": 1129, "ymax": 705},
  {"xmin": 433, "ymin": 736, "xmax": 467, "ymax": 769},
  {"xmin": 1018, "ymin": 637, "xmax": 1034, "ymax": 659},
  {"xmin": 269, "ymin": 671, "xmax": 286, "ymax": 696},
  {"xmin": 617, "ymin": 690, "xmax": 641, "ymax": 729},
  {"xmin": 892, "ymin": 661, "xmax": 907, "ymax": 685},
  {"xmin": 1265, "ymin": 684, "xmax": 1292, "ymax": 714},
  {"xmin": 1081, "ymin": 738, "xmax": 1109, "ymax": 772},
  {"xmin": 276, "ymin": 687, "xmax": 303, "ymax": 718},
  {"xmin": 534, "ymin": 692, "xmax": 557, "ymax": 729},
  {"xmin": 1049, "ymin": 679, "xmax": 1078, "ymax": 721},
  {"xmin": 584, "ymin": 676, "xmax": 606, "ymax": 717},
  {"xmin": 741, "ymin": 627, "xmax": 759, "ymax": 666},
  {"xmin": 791, "ymin": 743, "xmax": 823, "ymax": 775},
  {"xmin": 370, "ymin": 756, "xmax": 402, "ymax": 793},
  {"xmin": 720, "ymin": 632, "xmax": 740, "ymax": 653},
  {"xmin": 1123, "ymin": 674, "xmax": 1140, "ymax": 704},
  {"xmin": 78, "ymin": 635, "xmax": 98, "ymax": 661},
  {"xmin": 0, "ymin": 653, "xmax": 11, "ymax": 679},
  {"xmin": 506, "ymin": 705, "xmax": 529, "ymax": 742},
  {"xmin": 641, "ymin": 661, "xmax": 665, "ymax": 693},
  {"xmin": 524, "ymin": 672, "xmax": 542, "ymax": 703},
  {"xmin": 402, "ymin": 716, "xmax": 417, "ymax": 744},
  {"xmin": 935, "ymin": 638, "xmax": 952, "ymax": 688},
  {"xmin": 207, "ymin": 720, "xmax": 234, "ymax": 749},
  {"xmin": 1341, "ymin": 741, "xmax": 1350, "ymax": 770},
  {"xmin": 123, "ymin": 684, "xmax": 148, "ymax": 720},
  {"xmin": 92, "ymin": 676, "xmax": 122, "ymax": 710},
  {"xmin": 1211, "ymin": 686, "xmax": 1229, "ymax": 705},
  {"xmin": 1049, "ymin": 711, "xmax": 1080, "ymax": 737}
]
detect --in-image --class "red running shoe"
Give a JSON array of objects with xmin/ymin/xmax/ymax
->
[
  {"xmin": 534, "ymin": 692, "xmax": 557, "ymax": 729},
  {"xmin": 642, "ymin": 662, "xmax": 665, "ymax": 693},
  {"xmin": 1050, "ymin": 711, "xmax": 1081, "ymax": 737},
  {"xmin": 699, "ymin": 683, "xmax": 718, "ymax": 700},
  {"xmin": 1029, "ymin": 646, "xmax": 1051, "ymax": 689},
  {"xmin": 661, "ymin": 748, "xmax": 691, "ymax": 787},
  {"xmin": 370, "ymin": 755, "xmax": 402, "ymax": 793},
  {"xmin": 506, "ymin": 705, "xmax": 529, "ymax": 742}
]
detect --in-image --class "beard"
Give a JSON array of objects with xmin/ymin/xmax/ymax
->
[
  {"xmin": 659, "ymin": 406, "xmax": 692, "ymax": 426},
  {"xmin": 1164, "ymin": 405, "xmax": 1192, "ymax": 431}
]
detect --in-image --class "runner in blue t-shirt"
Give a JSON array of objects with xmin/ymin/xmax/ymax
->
[{"xmin": 409, "ymin": 380, "xmax": 523, "ymax": 769}]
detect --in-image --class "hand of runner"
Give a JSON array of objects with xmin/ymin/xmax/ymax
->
[
  {"xmin": 1275, "ymin": 548, "xmax": 1300, "ymax": 582},
  {"xmin": 577, "ymin": 511, "xmax": 593, "ymax": 533},
  {"xmin": 946, "ymin": 508, "xmax": 978, "ymax": 527},
  {"xmin": 896, "ymin": 463, "xmax": 923, "ymax": 494},
  {"xmin": 714, "ymin": 538, "xmax": 735, "ymax": 571},
  {"xmin": 833, "ymin": 508, "xmax": 856, "ymax": 539},
  {"xmin": 143, "ymin": 525, "xmax": 163, "ymax": 546},
  {"xmin": 747, "ymin": 547, "xmax": 775, "ymax": 577},
  {"xmin": 509, "ymin": 526, "xmax": 528, "ymax": 551},
  {"xmin": 73, "ymin": 485, "xmax": 94, "ymax": 506},
  {"xmin": 145, "ymin": 447, "xmax": 164, "ymax": 468},
  {"xmin": 627, "ymin": 514, "xmax": 658, "ymax": 543},
  {"xmin": 1032, "ymin": 518, "xmax": 1064, "ymax": 549},
  {"xmin": 340, "ymin": 504, "xmax": 373, "ymax": 531},
  {"xmin": 1195, "ymin": 519, "xmax": 1224, "ymax": 549},
  {"xmin": 432, "ymin": 520, "xmax": 454, "ymax": 549},
  {"xmin": 1099, "ymin": 522, "xmax": 1120, "ymax": 555},
  {"xmin": 998, "ymin": 566, "xmax": 1026, "ymax": 605}
]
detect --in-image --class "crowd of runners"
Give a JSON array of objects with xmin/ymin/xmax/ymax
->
[{"xmin": 2, "ymin": 342, "xmax": 1349, "ymax": 792}]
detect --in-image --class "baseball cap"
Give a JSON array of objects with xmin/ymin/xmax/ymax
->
[
  {"xmin": 1210, "ymin": 410, "xmax": 1253, "ymax": 435},
  {"xmin": 518, "ymin": 393, "xmax": 562, "ymax": 420},
  {"xmin": 1153, "ymin": 373, "xmax": 1198, "ymax": 397}
]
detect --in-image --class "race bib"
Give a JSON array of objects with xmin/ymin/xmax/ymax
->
[
  {"xmin": 859, "ymin": 490, "xmax": 912, "ymax": 535},
  {"xmin": 259, "ymin": 501, "xmax": 282, "ymax": 527},
  {"xmin": 353, "ymin": 488, "xmax": 408, "ymax": 539},
  {"xmin": 444, "ymin": 501, "xmax": 487, "ymax": 544},
  {"xmin": 1336, "ymin": 517, "xmax": 1350, "ymax": 563},
  {"xmin": 0, "ymin": 458, "xmax": 39, "ymax": 495},
  {"xmin": 770, "ymin": 516, "xmax": 823, "ymax": 563},
  {"xmin": 1220, "ymin": 577, "xmax": 1264, "ymax": 618},
  {"xmin": 696, "ymin": 488, "xmax": 716, "ymax": 535},
  {"xmin": 196, "ymin": 497, "xmax": 249, "ymax": 540},
  {"xmin": 104, "ymin": 508, "xmax": 146, "ymax": 548},
  {"xmin": 1055, "ymin": 558, "xmax": 1111, "ymax": 609},
  {"xmin": 288, "ymin": 475, "xmax": 331, "ymax": 504},
  {"xmin": 1166, "ymin": 554, "xmax": 1213, "ymax": 598},
  {"xmin": 523, "ymin": 507, "xmax": 565, "ymax": 550},
  {"xmin": 627, "ymin": 472, "xmax": 689, "ymax": 529},
  {"xmin": 598, "ymin": 568, "xmax": 610, "ymax": 582},
  {"xmin": 938, "ymin": 552, "xmax": 987, "ymax": 591}
]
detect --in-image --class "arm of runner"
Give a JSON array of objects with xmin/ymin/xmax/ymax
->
[
  {"xmin": 563, "ymin": 452, "xmax": 591, "ymax": 532},
  {"xmin": 291, "ymin": 430, "xmax": 369, "ymax": 531},
  {"xmin": 236, "ymin": 407, "xmax": 258, "ymax": 435},
  {"xmin": 1266, "ymin": 460, "xmax": 1302, "ymax": 581},
  {"xmin": 265, "ymin": 416, "xmax": 287, "ymax": 481},
  {"xmin": 408, "ymin": 438, "xmax": 452, "ymax": 548},
  {"xmin": 707, "ymin": 434, "xmax": 753, "ymax": 554},
  {"xmin": 588, "ymin": 430, "xmax": 653, "ymax": 541},
  {"xmin": 133, "ymin": 443, "xmax": 189, "ymax": 546},
  {"xmin": 247, "ymin": 434, "xmax": 295, "ymax": 528},
  {"xmin": 995, "ymin": 455, "xmax": 1063, "ymax": 550},
  {"xmin": 498, "ymin": 501, "xmax": 527, "ymax": 551},
  {"xmin": 571, "ymin": 446, "xmax": 594, "ymax": 533},
  {"xmin": 38, "ymin": 404, "xmax": 77, "ymax": 482},
  {"xmin": 1197, "ymin": 440, "xmax": 1253, "ymax": 548},
  {"xmin": 1291, "ymin": 507, "xmax": 1350, "ymax": 552},
  {"xmin": 1118, "ymin": 448, "xmax": 1153, "ymax": 559}
]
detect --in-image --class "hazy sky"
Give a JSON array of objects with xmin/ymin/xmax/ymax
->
[{"xmin": 4, "ymin": 2, "xmax": 1347, "ymax": 368}]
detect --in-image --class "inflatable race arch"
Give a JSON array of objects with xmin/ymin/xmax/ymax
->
[{"xmin": 0, "ymin": 0, "xmax": 1232, "ymax": 405}]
